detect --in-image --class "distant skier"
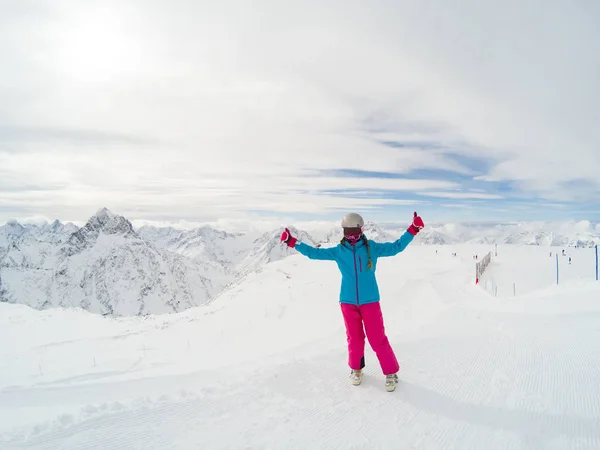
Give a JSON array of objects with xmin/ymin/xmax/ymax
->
[
  {"xmin": 569, "ymin": 256, "xmax": 572, "ymax": 264},
  {"xmin": 280, "ymin": 211, "xmax": 425, "ymax": 392}
]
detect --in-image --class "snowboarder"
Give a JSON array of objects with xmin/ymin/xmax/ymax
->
[{"xmin": 280, "ymin": 211, "xmax": 425, "ymax": 392}]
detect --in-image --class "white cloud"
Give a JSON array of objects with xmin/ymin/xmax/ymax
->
[
  {"xmin": 441, "ymin": 204, "xmax": 478, "ymax": 209},
  {"xmin": 421, "ymin": 192, "xmax": 503, "ymax": 200},
  {"xmin": 5, "ymin": 214, "xmax": 54, "ymax": 226},
  {"xmin": 1, "ymin": 0, "xmax": 598, "ymax": 222}
]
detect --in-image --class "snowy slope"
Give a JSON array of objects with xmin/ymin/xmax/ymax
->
[
  {"xmin": 1, "ymin": 244, "xmax": 600, "ymax": 449},
  {"xmin": 478, "ymin": 244, "xmax": 598, "ymax": 297}
]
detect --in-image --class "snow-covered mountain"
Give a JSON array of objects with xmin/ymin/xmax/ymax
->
[
  {"xmin": 0, "ymin": 220, "xmax": 28, "ymax": 247},
  {"xmin": 2, "ymin": 211, "xmax": 599, "ymax": 317},
  {"xmin": 137, "ymin": 224, "xmax": 319, "ymax": 285},
  {"xmin": 32, "ymin": 220, "xmax": 79, "ymax": 244},
  {"xmin": 0, "ymin": 219, "xmax": 80, "ymax": 282},
  {"xmin": 415, "ymin": 220, "xmax": 600, "ymax": 247},
  {"xmin": 0, "ymin": 209, "xmax": 221, "ymax": 316},
  {"xmin": 0, "ymin": 210, "xmax": 325, "ymax": 316},
  {"xmin": 136, "ymin": 224, "xmax": 251, "ymax": 270},
  {"xmin": 0, "ymin": 219, "xmax": 78, "ymax": 248},
  {"xmin": 235, "ymin": 226, "xmax": 318, "ymax": 277}
]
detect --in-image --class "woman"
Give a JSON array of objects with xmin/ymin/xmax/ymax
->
[{"xmin": 280, "ymin": 211, "xmax": 424, "ymax": 391}]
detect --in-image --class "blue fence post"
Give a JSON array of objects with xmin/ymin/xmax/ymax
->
[
  {"xmin": 556, "ymin": 253, "xmax": 559, "ymax": 285},
  {"xmin": 596, "ymin": 244, "xmax": 598, "ymax": 281}
]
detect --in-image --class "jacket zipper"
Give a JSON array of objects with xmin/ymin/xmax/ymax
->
[{"xmin": 353, "ymin": 247, "xmax": 360, "ymax": 305}]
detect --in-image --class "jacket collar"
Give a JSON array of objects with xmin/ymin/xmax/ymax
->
[{"xmin": 341, "ymin": 237, "xmax": 366, "ymax": 250}]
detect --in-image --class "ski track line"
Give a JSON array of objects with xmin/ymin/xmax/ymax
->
[
  {"xmin": 391, "ymin": 308, "xmax": 600, "ymax": 448},
  {"xmin": 4, "ymin": 304, "xmax": 600, "ymax": 449},
  {"xmin": 3, "ymin": 352, "xmax": 452, "ymax": 450}
]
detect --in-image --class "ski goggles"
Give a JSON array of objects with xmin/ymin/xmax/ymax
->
[
  {"xmin": 343, "ymin": 227, "xmax": 363, "ymax": 243},
  {"xmin": 343, "ymin": 227, "xmax": 362, "ymax": 235}
]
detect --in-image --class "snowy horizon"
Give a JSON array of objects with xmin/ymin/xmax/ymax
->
[
  {"xmin": 1, "ymin": 1, "xmax": 600, "ymax": 224},
  {"xmin": 2, "ymin": 206, "xmax": 600, "ymax": 236},
  {"xmin": 2, "ymin": 205, "xmax": 598, "ymax": 317}
]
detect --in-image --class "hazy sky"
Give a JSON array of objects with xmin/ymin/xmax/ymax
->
[{"xmin": 1, "ymin": 0, "xmax": 599, "ymax": 226}]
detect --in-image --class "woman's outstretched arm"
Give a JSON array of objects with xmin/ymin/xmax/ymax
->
[
  {"xmin": 372, "ymin": 212, "xmax": 425, "ymax": 258},
  {"xmin": 372, "ymin": 232, "xmax": 414, "ymax": 258},
  {"xmin": 281, "ymin": 228, "xmax": 338, "ymax": 261}
]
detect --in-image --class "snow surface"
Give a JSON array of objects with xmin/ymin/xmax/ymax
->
[{"xmin": 1, "ymin": 244, "xmax": 600, "ymax": 449}]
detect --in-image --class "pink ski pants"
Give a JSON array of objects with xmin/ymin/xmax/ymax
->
[{"xmin": 340, "ymin": 302, "xmax": 399, "ymax": 375}]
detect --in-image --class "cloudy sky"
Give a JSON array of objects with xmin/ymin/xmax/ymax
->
[{"xmin": 1, "ymin": 0, "xmax": 599, "ymax": 226}]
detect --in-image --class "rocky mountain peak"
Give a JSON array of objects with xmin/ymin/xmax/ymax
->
[
  {"xmin": 49, "ymin": 219, "xmax": 62, "ymax": 231},
  {"xmin": 61, "ymin": 209, "xmax": 136, "ymax": 257},
  {"xmin": 2, "ymin": 219, "xmax": 26, "ymax": 235},
  {"xmin": 90, "ymin": 208, "xmax": 134, "ymax": 235}
]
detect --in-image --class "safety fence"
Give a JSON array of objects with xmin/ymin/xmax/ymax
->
[{"xmin": 475, "ymin": 251, "xmax": 492, "ymax": 285}]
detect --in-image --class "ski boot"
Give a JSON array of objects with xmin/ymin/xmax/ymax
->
[
  {"xmin": 385, "ymin": 374, "xmax": 399, "ymax": 392},
  {"xmin": 350, "ymin": 369, "xmax": 363, "ymax": 386}
]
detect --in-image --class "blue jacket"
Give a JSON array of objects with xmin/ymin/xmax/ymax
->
[{"xmin": 294, "ymin": 232, "xmax": 414, "ymax": 305}]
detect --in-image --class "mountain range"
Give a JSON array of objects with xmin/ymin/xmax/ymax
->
[
  {"xmin": 414, "ymin": 220, "xmax": 600, "ymax": 247},
  {"xmin": 1, "ymin": 209, "xmax": 598, "ymax": 316}
]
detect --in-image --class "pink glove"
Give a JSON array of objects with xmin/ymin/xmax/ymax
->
[
  {"xmin": 280, "ymin": 228, "xmax": 297, "ymax": 248},
  {"xmin": 407, "ymin": 212, "xmax": 424, "ymax": 236}
]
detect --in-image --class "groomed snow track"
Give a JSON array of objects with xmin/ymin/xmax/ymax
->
[{"xmin": 3, "ymin": 293, "xmax": 600, "ymax": 450}]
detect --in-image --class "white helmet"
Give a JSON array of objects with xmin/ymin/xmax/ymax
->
[{"xmin": 341, "ymin": 212, "xmax": 364, "ymax": 228}]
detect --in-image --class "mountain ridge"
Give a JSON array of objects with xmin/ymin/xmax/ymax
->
[{"xmin": 1, "ymin": 209, "xmax": 599, "ymax": 316}]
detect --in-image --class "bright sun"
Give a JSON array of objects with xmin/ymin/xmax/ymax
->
[{"xmin": 53, "ymin": 5, "xmax": 144, "ymax": 83}]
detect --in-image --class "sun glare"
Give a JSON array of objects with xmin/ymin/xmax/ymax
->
[{"xmin": 53, "ymin": 6, "xmax": 144, "ymax": 83}]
